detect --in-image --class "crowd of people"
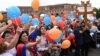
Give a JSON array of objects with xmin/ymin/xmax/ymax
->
[{"xmin": 0, "ymin": 12, "xmax": 100, "ymax": 56}]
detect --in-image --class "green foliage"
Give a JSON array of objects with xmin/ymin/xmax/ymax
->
[{"xmin": 95, "ymin": 8, "xmax": 100, "ymax": 19}]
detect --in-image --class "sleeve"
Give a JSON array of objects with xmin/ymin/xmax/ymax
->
[
  {"xmin": 22, "ymin": 45, "xmax": 26, "ymax": 56},
  {"xmin": 29, "ymin": 28, "xmax": 39, "ymax": 39},
  {"xmin": 16, "ymin": 44, "xmax": 24, "ymax": 56}
]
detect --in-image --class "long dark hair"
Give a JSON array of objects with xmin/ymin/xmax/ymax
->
[
  {"xmin": 38, "ymin": 26, "xmax": 46, "ymax": 36},
  {"xmin": 17, "ymin": 31, "xmax": 29, "ymax": 45}
]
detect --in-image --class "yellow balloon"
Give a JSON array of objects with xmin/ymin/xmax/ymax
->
[{"xmin": 0, "ymin": 13, "xmax": 3, "ymax": 20}]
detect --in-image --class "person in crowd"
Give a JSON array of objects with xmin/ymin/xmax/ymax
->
[
  {"xmin": 16, "ymin": 31, "xmax": 40, "ymax": 56},
  {"xmin": 73, "ymin": 21, "xmax": 83, "ymax": 56},
  {"xmin": 81, "ymin": 24, "xmax": 92, "ymax": 56},
  {"xmin": 0, "ymin": 23, "xmax": 22, "ymax": 56},
  {"xmin": 36, "ymin": 26, "xmax": 50, "ymax": 56},
  {"xmin": 1, "ymin": 30, "xmax": 16, "ymax": 56}
]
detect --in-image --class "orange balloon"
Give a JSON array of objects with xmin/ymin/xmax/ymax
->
[
  {"xmin": 49, "ymin": 28, "xmax": 61, "ymax": 40},
  {"xmin": 0, "ymin": 13, "xmax": 3, "ymax": 20},
  {"xmin": 31, "ymin": 0, "xmax": 40, "ymax": 11},
  {"xmin": 50, "ymin": 15, "xmax": 55, "ymax": 25},
  {"xmin": 61, "ymin": 40, "xmax": 71, "ymax": 49}
]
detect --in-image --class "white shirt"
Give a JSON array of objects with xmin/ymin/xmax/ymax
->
[
  {"xmin": 7, "ymin": 47, "xmax": 16, "ymax": 56},
  {"xmin": 26, "ymin": 49, "xmax": 31, "ymax": 56},
  {"xmin": 37, "ymin": 36, "xmax": 48, "ymax": 51},
  {"xmin": 0, "ymin": 52, "xmax": 13, "ymax": 56}
]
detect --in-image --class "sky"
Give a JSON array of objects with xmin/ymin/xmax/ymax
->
[{"xmin": 0, "ymin": 0, "xmax": 100, "ymax": 11}]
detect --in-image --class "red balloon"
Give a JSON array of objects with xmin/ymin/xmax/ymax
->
[
  {"xmin": 12, "ymin": 17, "xmax": 21, "ymax": 26},
  {"xmin": 45, "ymin": 30, "xmax": 52, "ymax": 42},
  {"xmin": 71, "ymin": 21, "xmax": 76, "ymax": 27},
  {"xmin": 58, "ymin": 20, "xmax": 65, "ymax": 28},
  {"xmin": 39, "ymin": 17, "xmax": 43, "ymax": 22},
  {"xmin": 69, "ymin": 33, "xmax": 75, "ymax": 40}
]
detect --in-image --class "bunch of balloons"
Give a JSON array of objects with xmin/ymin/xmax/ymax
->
[{"xmin": 7, "ymin": 6, "xmax": 21, "ymax": 26}]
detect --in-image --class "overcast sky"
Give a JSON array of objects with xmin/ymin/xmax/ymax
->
[{"xmin": 0, "ymin": 0, "xmax": 100, "ymax": 11}]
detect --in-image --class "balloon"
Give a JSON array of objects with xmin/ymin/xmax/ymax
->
[
  {"xmin": 43, "ymin": 15, "xmax": 50, "ymax": 26},
  {"xmin": 20, "ymin": 14, "xmax": 30, "ymax": 24},
  {"xmin": 71, "ymin": 21, "xmax": 76, "ymax": 27},
  {"xmin": 54, "ymin": 32, "xmax": 63, "ymax": 43},
  {"xmin": 50, "ymin": 15, "xmax": 56, "ymax": 25},
  {"xmin": 12, "ymin": 17, "xmax": 21, "ymax": 26},
  {"xmin": 61, "ymin": 40, "xmax": 71, "ymax": 49},
  {"xmin": 68, "ymin": 11, "xmax": 75, "ymax": 21},
  {"xmin": 45, "ymin": 30, "xmax": 52, "ymax": 42},
  {"xmin": 68, "ymin": 33, "xmax": 75, "ymax": 40},
  {"xmin": 31, "ymin": 0, "xmax": 40, "ymax": 11},
  {"xmin": 49, "ymin": 28, "xmax": 61, "ymax": 40},
  {"xmin": 39, "ymin": 17, "xmax": 43, "ymax": 22},
  {"xmin": 7, "ymin": 6, "xmax": 21, "ymax": 19},
  {"xmin": 58, "ymin": 20, "xmax": 65, "ymax": 28},
  {"xmin": 0, "ymin": 13, "xmax": 3, "ymax": 20},
  {"xmin": 55, "ymin": 16, "xmax": 61, "ymax": 24},
  {"xmin": 32, "ymin": 18, "xmax": 39, "ymax": 26}
]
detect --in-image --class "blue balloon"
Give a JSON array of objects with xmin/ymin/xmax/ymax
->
[
  {"xmin": 68, "ymin": 11, "xmax": 75, "ymax": 20},
  {"xmin": 54, "ymin": 32, "xmax": 63, "ymax": 43},
  {"xmin": 55, "ymin": 16, "xmax": 61, "ymax": 24},
  {"xmin": 7, "ymin": 6, "xmax": 21, "ymax": 19},
  {"xmin": 32, "ymin": 18, "xmax": 39, "ymax": 26},
  {"xmin": 20, "ymin": 14, "xmax": 30, "ymax": 24},
  {"xmin": 43, "ymin": 14, "xmax": 50, "ymax": 26},
  {"xmin": 70, "ymin": 11, "xmax": 74, "ymax": 16}
]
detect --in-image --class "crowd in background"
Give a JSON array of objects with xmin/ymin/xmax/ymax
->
[{"xmin": 0, "ymin": 12, "xmax": 100, "ymax": 56}]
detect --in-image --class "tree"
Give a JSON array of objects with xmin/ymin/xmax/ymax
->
[{"xmin": 95, "ymin": 8, "xmax": 100, "ymax": 19}]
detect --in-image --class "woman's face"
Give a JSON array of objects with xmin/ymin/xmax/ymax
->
[
  {"xmin": 41, "ymin": 27, "xmax": 46, "ymax": 35},
  {"xmin": 21, "ymin": 33, "xmax": 28, "ymax": 43},
  {"xmin": 5, "ymin": 33, "xmax": 13, "ymax": 43}
]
